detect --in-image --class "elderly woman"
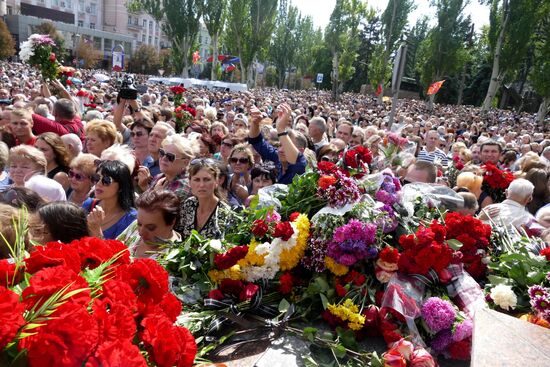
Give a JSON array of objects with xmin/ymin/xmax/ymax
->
[
  {"xmin": 118, "ymin": 190, "xmax": 182, "ymax": 259},
  {"xmin": 178, "ymin": 158, "xmax": 233, "ymax": 240},
  {"xmin": 67, "ymin": 153, "xmax": 97, "ymax": 206},
  {"xmin": 143, "ymin": 135, "xmax": 198, "ymax": 202},
  {"xmin": 8, "ymin": 145, "xmax": 47, "ymax": 187},
  {"xmin": 85, "ymin": 119, "xmax": 118, "ymax": 157}
]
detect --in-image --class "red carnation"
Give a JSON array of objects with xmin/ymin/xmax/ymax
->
[
  {"xmin": 170, "ymin": 86, "xmax": 186, "ymax": 94},
  {"xmin": 318, "ymin": 175, "xmax": 337, "ymax": 190},
  {"xmin": 335, "ymin": 283, "xmax": 347, "ymax": 297},
  {"xmin": 0, "ymin": 287, "xmax": 25, "ymax": 350},
  {"xmin": 273, "ymin": 222, "xmax": 294, "ymax": 241},
  {"xmin": 116, "ymin": 259, "xmax": 169, "ymax": 305},
  {"xmin": 66, "ymin": 79, "xmax": 73, "ymax": 85},
  {"xmin": 76, "ymin": 90, "xmax": 88, "ymax": 97},
  {"xmin": 214, "ymin": 245, "xmax": 249, "ymax": 270},
  {"xmin": 448, "ymin": 339, "xmax": 471, "ymax": 360},
  {"xmin": 0, "ymin": 259, "xmax": 22, "ymax": 287},
  {"xmin": 100, "ymin": 279, "xmax": 138, "ymax": 314},
  {"xmin": 456, "ymin": 162, "xmax": 464, "ymax": 170},
  {"xmin": 251, "ymin": 219, "xmax": 269, "ymax": 238},
  {"xmin": 140, "ymin": 314, "xmax": 197, "ymax": 367},
  {"xmin": 379, "ymin": 247, "xmax": 400, "ymax": 264},
  {"xmin": 19, "ymin": 302, "xmax": 99, "ymax": 367},
  {"xmin": 86, "ymin": 339, "xmax": 147, "ymax": 367},
  {"xmin": 541, "ymin": 248, "xmax": 550, "ymax": 261},
  {"xmin": 93, "ymin": 299, "xmax": 136, "ymax": 344},
  {"xmin": 70, "ymin": 237, "xmax": 130, "ymax": 270},
  {"xmin": 25, "ymin": 242, "xmax": 81, "ymax": 274},
  {"xmin": 207, "ymin": 289, "xmax": 224, "ymax": 300},
  {"xmin": 158, "ymin": 292, "xmax": 182, "ymax": 322},
  {"xmin": 289, "ymin": 212, "xmax": 301, "ymax": 222},
  {"xmin": 317, "ymin": 161, "xmax": 337, "ymax": 173},
  {"xmin": 219, "ymin": 279, "xmax": 244, "ymax": 296},
  {"xmin": 22, "ymin": 265, "xmax": 91, "ymax": 310},
  {"xmin": 239, "ymin": 283, "xmax": 259, "ymax": 302},
  {"xmin": 279, "ymin": 272, "xmax": 293, "ymax": 294}
]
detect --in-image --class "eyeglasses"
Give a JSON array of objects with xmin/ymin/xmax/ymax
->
[
  {"xmin": 68, "ymin": 170, "xmax": 88, "ymax": 181},
  {"xmin": 159, "ymin": 148, "xmax": 186, "ymax": 163},
  {"xmin": 130, "ymin": 131, "xmax": 145, "ymax": 138},
  {"xmin": 91, "ymin": 174, "xmax": 113, "ymax": 186},
  {"xmin": 222, "ymin": 142, "xmax": 234, "ymax": 148},
  {"xmin": 229, "ymin": 157, "xmax": 250, "ymax": 164},
  {"xmin": 190, "ymin": 158, "xmax": 216, "ymax": 166}
]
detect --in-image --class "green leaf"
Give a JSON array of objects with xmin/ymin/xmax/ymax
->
[
  {"xmin": 332, "ymin": 344, "xmax": 347, "ymax": 358},
  {"xmin": 314, "ymin": 276, "xmax": 330, "ymax": 293},
  {"xmin": 487, "ymin": 275, "xmax": 512, "ymax": 286},
  {"xmin": 303, "ymin": 327, "xmax": 318, "ymax": 342},
  {"xmin": 369, "ymin": 351, "xmax": 384, "ymax": 367},
  {"xmin": 278, "ymin": 298, "xmax": 290, "ymax": 313},
  {"xmin": 320, "ymin": 293, "xmax": 329, "ymax": 309},
  {"xmin": 446, "ymin": 239, "xmax": 463, "ymax": 251}
]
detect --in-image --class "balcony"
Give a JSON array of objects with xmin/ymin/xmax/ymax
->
[{"xmin": 127, "ymin": 22, "xmax": 141, "ymax": 31}]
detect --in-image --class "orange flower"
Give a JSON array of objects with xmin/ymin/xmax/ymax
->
[{"xmin": 318, "ymin": 175, "xmax": 337, "ymax": 190}]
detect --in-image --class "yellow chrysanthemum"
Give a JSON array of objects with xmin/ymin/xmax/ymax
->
[
  {"xmin": 279, "ymin": 215, "xmax": 310, "ymax": 271},
  {"xmin": 208, "ymin": 264, "xmax": 244, "ymax": 283},
  {"xmin": 239, "ymin": 239, "xmax": 265, "ymax": 268},
  {"xmin": 325, "ymin": 256, "xmax": 349, "ymax": 276},
  {"xmin": 327, "ymin": 299, "xmax": 365, "ymax": 331}
]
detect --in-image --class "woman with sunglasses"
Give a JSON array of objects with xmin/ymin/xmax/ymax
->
[
  {"xmin": 178, "ymin": 158, "xmax": 233, "ymax": 240},
  {"xmin": 129, "ymin": 118, "xmax": 154, "ymax": 165},
  {"xmin": 84, "ymin": 160, "xmax": 137, "ymax": 240},
  {"xmin": 214, "ymin": 136, "xmax": 239, "ymax": 165},
  {"xmin": 228, "ymin": 144, "xmax": 254, "ymax": 206},
  {"xmin": 144, "ymin": 135, "xmax": 197, "ymax": 202},
  {"xmin": 67, "ymin": 153, "xmax": 97, "ymax": 206}
]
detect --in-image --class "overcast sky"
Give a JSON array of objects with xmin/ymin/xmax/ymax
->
[{"xmin": 293, "ymin": 0, "xmax": 490, "ymax": 32}]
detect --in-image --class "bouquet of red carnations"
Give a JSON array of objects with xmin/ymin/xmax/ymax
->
[
  {"xmin": 482, "ymin": 162, "xmax": 515, "ymax": 202},
  {"xmin": 0, "ymin": 237, "xmax": 196, "ymax": 367}
]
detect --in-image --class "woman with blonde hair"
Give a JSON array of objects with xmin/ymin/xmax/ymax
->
[
  {"xmin": 35, "ymin": 132, "xmax": 71, "ymax": 191},
  {"xmin": 85, "ymin": 119, "xmax": 119, "ymax": 157},
  {"xmin": 456, "ymin": 171, "xmax": 492, "ymax": 210},
  {"xmin": 68, "ymin": 153, "xmax": 97, "ymax": 206},
  {"xmin": 8, "ymin": 145, "xmax": 47, "ymax": 187},
  {"xmin": 139, "ymin": 135, "xmax": 198, "ymax": 202}
]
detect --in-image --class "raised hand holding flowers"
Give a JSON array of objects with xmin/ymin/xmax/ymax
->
[{"xmin": 19, "ymin": 34, "xmax": 59, "ymax": 81}]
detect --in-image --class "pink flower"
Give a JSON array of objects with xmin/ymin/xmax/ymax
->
[
  {"xmin": 390, "ymin": 339, "xmax": 414, "ymax": 360},
  {"xmin": 410, "ymin": 348, "xmax": 436, "ymax": 367}
]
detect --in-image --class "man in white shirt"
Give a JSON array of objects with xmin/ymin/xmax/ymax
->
[
  {"xmin": 417, "ymin": 130, "xmax": 448, "ymax": 167},
  {"xmin": 480, "ymin": 178, "xmax": 535, "ymax": 230}
]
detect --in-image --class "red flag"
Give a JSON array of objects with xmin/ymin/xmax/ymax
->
[
  {"xmin": 375, "ymin": 84, "xmax": 383, "ymax": 96},
  {"xmin": 427, "ymin": 80, "xmax": 445, "ymax": 95},
  {"xmin": 192, "ymin": 51, "xmax": 201, "ymax": 65}
]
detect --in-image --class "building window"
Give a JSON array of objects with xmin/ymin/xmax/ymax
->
[
  {"xmin": 6, "ymin": 6, "xmax": 13, "ymax": 14},
  {"xmin": 53, "ymin": 0, "xmax": 59, "ymax": 5},
  {"xmin": 90, "ymin": 3, "xmax": 96, "ymax": 14},
  {"xmin": 78, "ymin": 20, "xmax": 84, "ymax": 27},
  {"xmin": 149, "ymin": 21, "xmax": 153, "ymax": 30},
  {"xmin": 148, "ymin": 36, "xmax": 152, "ymax": 44},
  {"xmin": 142, "ymin": 19, "xmax": 147, "ymax": 27},
  {"xmin": 128, "ymin": 16, "xmax": 132, "ymax": 25},
  {"xmin": 142, "ymin": 34, "xmax": 145, "ymax": 42},
  {"xmin": 90, "ymin": 23, "xmax": 95, "ymax": 30}
]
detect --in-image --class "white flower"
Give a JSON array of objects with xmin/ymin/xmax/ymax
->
[
  {"xmin": 208, "ymin": 239, "xmax": 222, "ymax": 251},
  {"xmin": 490, "ymin": 284, "xmax": 517, "ymax": 311}
]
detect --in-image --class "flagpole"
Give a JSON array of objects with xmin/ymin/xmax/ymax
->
[{"xmin": 387, "ymin": 42, "xmax": 408, "ymax": 131}]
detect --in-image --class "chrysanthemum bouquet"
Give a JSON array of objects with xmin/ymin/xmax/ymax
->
[{"xmin": 19, "ymin": 34, "xmax": 59, "ymax": 81}]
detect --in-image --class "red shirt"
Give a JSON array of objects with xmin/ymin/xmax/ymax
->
[
  {"xmin": 15, "ymin": 136, "xmax": 37, "ymax": 146},
  {"xmin": 32, "ymin": 114, "xmax": 85, "ymax": 142}
]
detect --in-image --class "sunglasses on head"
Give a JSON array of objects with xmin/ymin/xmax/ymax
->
[
  {"xmin": 190, "ymin": 158, "xmax": 216, "ymax": 166},
  {"xmin": 91, "ymin": 174, "xmax": 113, "ymax": 186},
  {"xmin": 159, "ymin": 148, "xmax": 185, "ymax": 163},
  {"xmin": 68, "ymin": 170, "xmax": 88, "ymax": 181},
  {"xmin": 130, "ymin": 131, "xmax": 145, "ymax": 138},
  {"xmin": 229, "ymin": 157, "xmax": 250, "ymax": 164}
]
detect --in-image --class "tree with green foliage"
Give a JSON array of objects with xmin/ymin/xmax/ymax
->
[
  {"xmin": 0, "ymin": 19, "xmax": 15, "ymax": 60},
  {"xmin": 416, "ymin": 0, "xmax": 470, "ymax": 108},
  {"xmin": 481, "ymin": 0, "xmax": 541, "ymax": 112},
  {"xmin": 226, "ymin": 0, "xmax": 278, "ymax": 86},
  {"xmin": 369, "ymin": 0, "xmax": 415, "ymax": 101},
  {"xmin": 34, "ymin": 22, "xmax": 67, "ymax": 63},
  {"xmin": 128, "ymin": 44, "xmax": 161, "ymax": 74},
  {"xmin": 294, "ymin": 16, "xmax": 323, "ymax": 85},
  {"xmin": 530, "ymin": 2, "xmax": 550, "ymax": 124},
  {"xmin": 200, "ymin": 0, "xmax": 226, "ymax": 81},
  {"xmin": 270, "ymin": 0, "xmax": 299, "ymax": 88},
  {"xmin": 326, "ymin": 0, "xmax": 366, "ymax": 100},
  {"xmin": 129, "ymin": 0, "xmax": 203, "ymax": 77}
]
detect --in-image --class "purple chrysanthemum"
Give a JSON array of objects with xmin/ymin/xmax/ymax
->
[
  {"xmin": 531, "ymin": 295, "xmax": 550, "ymax": 313},
  {"xmin": 421, "ymin": 297, "xmax": 456, "ymax": 333},
  {"xmin": 430, "ymin": 329, "xmax": 453, "ymax": 353},
  {"xmin": 528, "ymin": 285, "xmax": 548, "ymax": 299},
  {"xmin": 452, "ymin": 319, "xmax": 473, "ymax": 342}
]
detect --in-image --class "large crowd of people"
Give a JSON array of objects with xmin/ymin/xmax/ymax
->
[{"xmin": 0, "ymin": 60, "xmax": 549, "ymax": 258}]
